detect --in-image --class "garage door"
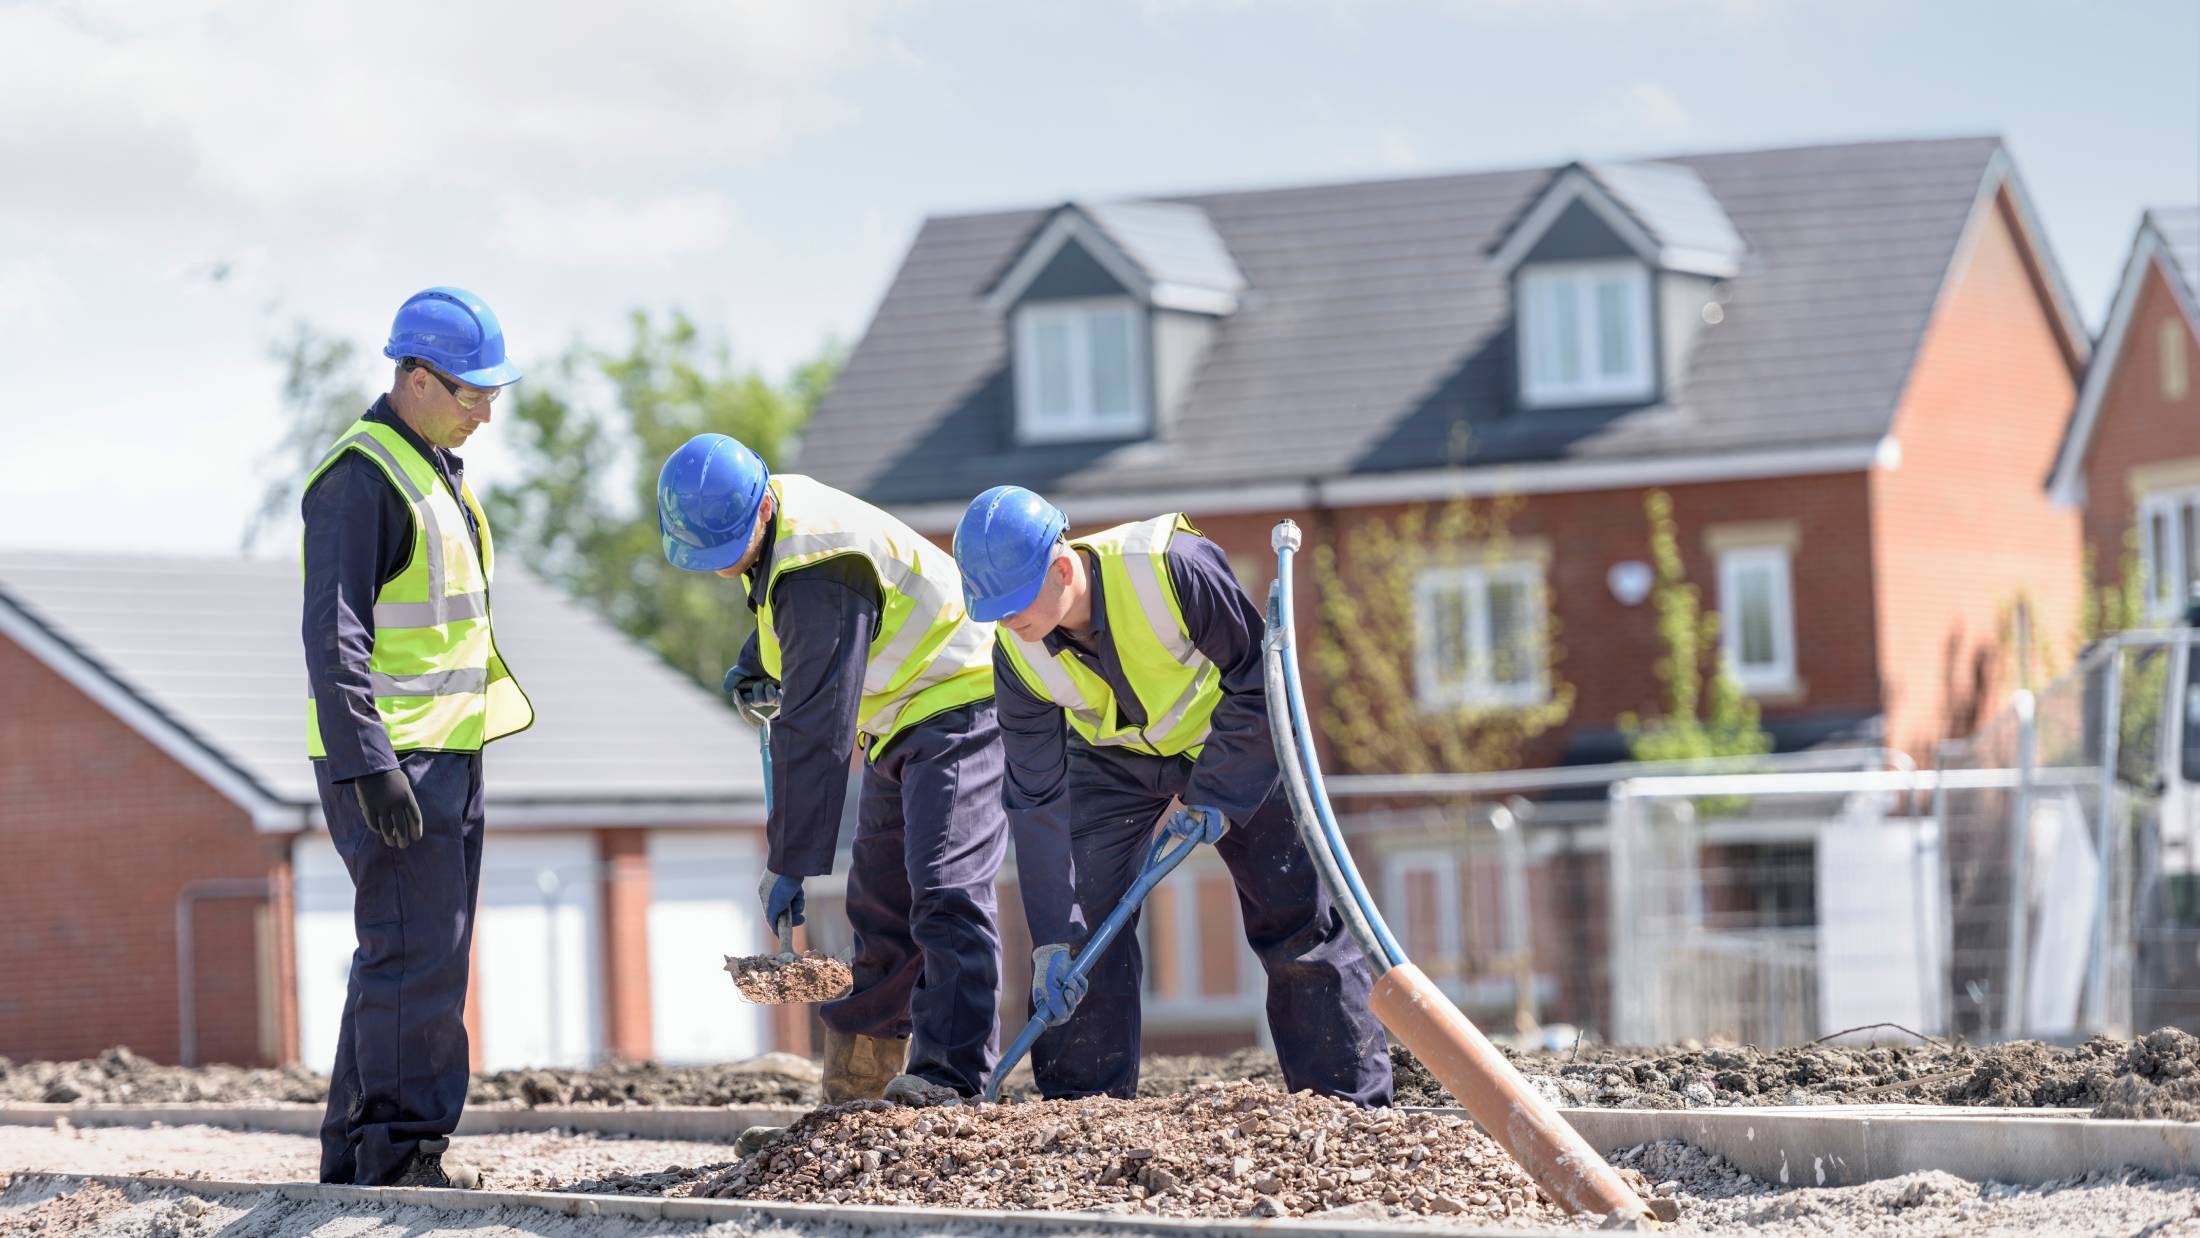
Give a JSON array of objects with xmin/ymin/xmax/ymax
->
[
  {"xmin": 291, "ymin": 832, "xmax": 354, "ymax": 1073},
  {"xmin": 648, "ymin": 830, "xmax": 770, "ymax": 1062},
  {"xmin": 477, "ymin": 833, "xmax": 605, "ymax": 1069}
]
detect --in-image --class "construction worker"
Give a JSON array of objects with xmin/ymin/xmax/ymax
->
[
  {"xmin": 952, "ymin": 486, "xmax": 1393, "ymax": 1104},
  {"xmin": 657, "ymin": 434, "xmax": 1008, "ymax": 1105},
  {"xmin": 302, "ymin": 287, "xmax": 533, "ymax": 1188}
]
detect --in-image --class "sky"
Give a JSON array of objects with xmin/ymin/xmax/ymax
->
[{"xmin": 3, "ymin": 0, "xmax": 2196, "ymax": 555}]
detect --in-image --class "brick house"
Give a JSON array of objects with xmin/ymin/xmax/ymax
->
[
  {"xmin": 2048, "ymin": 207, "xmax": 2200, "ymax": 617},
  {"xmin": 0, "ymin": 550, "xmax": 783, "ymax": 1069},
  {"xmin": 787, "ymin": 136, "xmax": 2091, "ymax": 1039}
]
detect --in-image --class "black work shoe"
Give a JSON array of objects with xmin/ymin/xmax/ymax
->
[{"xmin": 390, "ymin": 1137, "xmax": 482, "ymax": 1189}]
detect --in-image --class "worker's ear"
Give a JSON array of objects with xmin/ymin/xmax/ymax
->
[{"xmin": 759, "ymin": 492, "xmax": 776, "ymax": 522}]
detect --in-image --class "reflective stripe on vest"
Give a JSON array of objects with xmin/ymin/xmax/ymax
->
[
  {"xmin": 757, "ymin": 475, "xmax": 994, "ymax": 752},
  {"xmin": 303, "ymin": 417, "xmax": 534, "ymax": 757},
  {"xmin": 999, "ymin": 513, "xmax": 1220, "ymax": 758}
]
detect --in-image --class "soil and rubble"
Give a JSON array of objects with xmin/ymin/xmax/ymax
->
[
  {"xmin": 0, "ymin": 1046, "xmax": 820, "ymax": 1109},
  {"xmin": 1496, "ymin": 1026, "xmax": 2200, "ymax": 1118},
  {"xmin": 724, "ymin": 952, "xmax": 853, "ymax": 1005},
  {"xmin": 15, "ymin": 1027, "xmax": 2200, "ymax": 1121}
]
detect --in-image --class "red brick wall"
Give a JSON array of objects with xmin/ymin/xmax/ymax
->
[
  {"xmin": 1190, "ymin": 475, "xmax": 1881, "ymax": 772},
  {"xmin": 2078, "ymin": 260, "xmax": 2200, "ymax": 593},
  {"xmin": 0, "ymin": 634, "xmax": 286, "ymax": 1065},
  {"xmin": 1871, "ymin": 188, "xmax": 2083, "ymax": 755}
]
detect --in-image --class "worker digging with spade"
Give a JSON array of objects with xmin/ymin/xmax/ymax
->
[
  {"xmin": 656, "ymin": 434, "xmax": 1011, "ymax": 1145},
  {"xmin": 953, "ymin": 486, "xmax": 1394, "ymax": 1104}
]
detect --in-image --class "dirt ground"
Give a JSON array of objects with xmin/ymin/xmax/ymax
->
[{"xmin": 14, "ymin": 1028, "xmax": 2200, "ymax": 1118}]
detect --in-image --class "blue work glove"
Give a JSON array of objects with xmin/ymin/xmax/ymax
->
[
  {"xmin": 1162, "ymin": 804, "xmax": 1228, "ymax": 846},
  {"xmin": 723, "ymin": 667, "xmax": 781, "ymax": 720},
  {"xmin": 1032, "ymin": 943, "xmax": 1088, "ymax": 1027},
  {"xmin": 759, "ymin": 871, "xmax": 806, "ymax": 940}
]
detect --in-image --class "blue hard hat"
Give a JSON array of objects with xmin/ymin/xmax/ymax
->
[
  {"xmin": 382, "ymin": 286, "xmax": 523, "ymax": 388},
  {"xmin": 659, "ymin": 434, "xmax": 771, "ymax": 572},
  {"xmin": 954, "ymin": 485, "xmax": 1069, "ymax": 622}
]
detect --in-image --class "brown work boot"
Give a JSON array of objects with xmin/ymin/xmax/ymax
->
[
  {"xmin": 390, "ymin": 1137, "xmax": 481, "ymax": 1189},
  {"xmin": 821, "ymin": 1027, "xmax": 907, "ymax": 1102}
]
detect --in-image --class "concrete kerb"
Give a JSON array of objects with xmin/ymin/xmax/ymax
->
[
  {"xmin": 35, "ymin": 1173, "xmax": 1563, "ymax": 1238},
  {"xmin": 1427, "ymin": 1104, "xmax": 2200, "ymax": 1189},
  {"xmin": 0, "ymin": 1102, "xmax": 809, "ymax": 1140}
]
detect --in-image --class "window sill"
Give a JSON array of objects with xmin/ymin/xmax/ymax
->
[
  {"xmin": 1416, "ymin": 692, "xmax": 1553, "ymax": 714},
  {"xmin": 1736, "ymin": 676, "xmax": 1806, "ymax": 707}
]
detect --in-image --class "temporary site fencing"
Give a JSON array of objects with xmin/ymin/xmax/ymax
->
[{"xmin": 1332, "ymin": 629, "xmax": 2200, "ymax": 1046}]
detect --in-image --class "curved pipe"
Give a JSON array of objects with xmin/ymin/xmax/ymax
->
[
  {"xmin": 1267, "ymin": 521, "xmax": 1407, "ymax": 969},
  {"xmin": 1265, "ymin": 578, "xmax": 1391, "ymax": 972}
]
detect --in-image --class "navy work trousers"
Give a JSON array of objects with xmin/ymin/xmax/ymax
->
[
  {"xmin": 1028, "ymin": 747, "xmax": 1392, "ymax": 1105},
  {"xmin": 314, "ymin": 750, "xmax": 484, "ymax": 1185},
  {"xmin": 822, "ymin": 702, "xmax": 1009, "ymax": 1095}
]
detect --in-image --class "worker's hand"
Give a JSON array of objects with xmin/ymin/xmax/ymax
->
[
  {"xmin": 759, "ymin": 871, "xmax": 806, "ymax": 937},
  {"xmin": 723, "ymin": 667, "xmax": 781, "ymax": 722},
  {"xmin": 1162, "ymin": 804, "xmax": 1227, "ymax": 847},
  {"xmin": 1031, "ymin": 943, "xmax": 1088, "ymax": 1027},
  {"xmin": 351, "ymin": 769, "xmax": 424, "ymax": 849}
]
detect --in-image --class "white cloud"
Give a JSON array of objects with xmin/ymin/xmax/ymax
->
[
  {"xmin": 0, "ymin": 0, "xmax": 883, "ymax": 222},
  {"xmin": 492, "ymin": 192, "xmax": 737, "ymax": 265},
  {"xmin": 0, "ymin": 258, "xmax": 68, "ymax": 330},
  {"xmin": 1584, "ymin": 81, "xmax": 1695, "ymax": 147}
]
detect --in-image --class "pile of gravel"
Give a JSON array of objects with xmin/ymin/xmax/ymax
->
[{"xmin": 686, "ymin": 1080, "xmax": 1584, "ymax": 1221}]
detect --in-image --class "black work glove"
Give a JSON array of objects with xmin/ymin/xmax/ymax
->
[{"xmin": 351, "ymin": 768, "xmax": 424, "ymax": 849}]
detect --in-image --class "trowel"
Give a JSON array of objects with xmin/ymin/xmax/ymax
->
[{"xmin": 721, "ymin": 679, "xmax": 852, "ymax": 1005}]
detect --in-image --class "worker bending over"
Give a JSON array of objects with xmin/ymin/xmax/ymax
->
[
  {"xmin": 658, "ymin": 435, "xmax": 1008, "ymax": 1103},
  {"xmin": 952, "ymin": 485, "xmax": 1392, "ymax": 1104}
]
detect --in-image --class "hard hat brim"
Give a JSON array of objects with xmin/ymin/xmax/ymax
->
[
  {"xmin": 451, "ymin": 359, "xmax": 523, "ymax": 388},
  {"xmin": 968, "ymin": 572, "xmax": 1047, "ymax": 624},
  {"xmin": 662, "ymin": 521, "xmax": 755, "ymax": 574}
]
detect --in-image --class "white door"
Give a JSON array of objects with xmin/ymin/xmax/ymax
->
[
  {"xmin": 647, "ymin": 830, "xmax": 770, "ymax": 1062},
  {"xmin": 292, "ymin": 832, "xmax": 356, "ymax": 1072},
  {"xmin": 477, "ymin": 833, "xmax": 604, "ymax": 1069}
]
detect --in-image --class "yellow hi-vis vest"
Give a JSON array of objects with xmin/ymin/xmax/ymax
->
[
  {"xmin": 756, "ymin": 475, "xmax": 995, "ymax": 754},
  {"xmin": 304, "ymin": 418, "xmax": 534, "ymax": 757},
  {"xmin": 997, "ymin": 513, "xmax": 1219, "ymax": 758}
]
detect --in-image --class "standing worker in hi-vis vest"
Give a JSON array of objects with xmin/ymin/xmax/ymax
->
[
  {"xmin": 657, "ymin": 433, "xmax": 1009, "ymax": 1105},
  {"xmin": 952, "ymin": 486, "xmax": 1392, "ymax": 1104},
  {"xmin": 302, "ymin": 287, "xmax": 533, "ymax": 1190}
]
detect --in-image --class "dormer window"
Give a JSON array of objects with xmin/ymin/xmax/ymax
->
[
  {"xmin": 984, "ymin": 200, "xmax": 1247, "ymax": 447},
  {"xmin": 1014, "ymin": 298, "xmax": 1148, "ymax": 441},
  {"xmin": 1519, "ymin": 260, "xmax": 1654, "ymax": 407},
  {"xmin": 1489, "ymin": 160, "xmax": 1746, "ymax": 414}
]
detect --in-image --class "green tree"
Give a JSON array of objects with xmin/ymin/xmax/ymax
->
[
  {"xmin": 1311, "ymin": 495, "xmax": 1574, "ymax": 776},
  {"xmin": 482, "ymin": 312, "xmax": 845, "ymax": 687},
  {"xmin": 244, "ymin": 321, "xmax": 371, "ymax": 551},
  {"xmin": 1619, "ymin": 489, "xmax": 1774, "ymax": 766}
]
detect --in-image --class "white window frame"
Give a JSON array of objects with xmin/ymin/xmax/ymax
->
[
  {"xmin": 1012, "ymin": 297, "xmax": 1150, "ymax": 443},
  {"xmin": 1413, "ymin": 561, "xmax": 1549, "ymax": 710},
  {"xmin": 1717, "ymin": 545, "xmax": 1798, "ymax": 696},
  {"xmin": 1517, "ymin": 259, "xmax": 1656, "ymax": 408},
  {"xmin": 2140, "ymin": 487, "xmax": 2200, "ymax": 621}
]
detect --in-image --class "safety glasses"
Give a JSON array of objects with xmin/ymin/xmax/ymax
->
[{"xmin": 405, "ymin": 359, "xmax": 501, "ymax": 410}]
